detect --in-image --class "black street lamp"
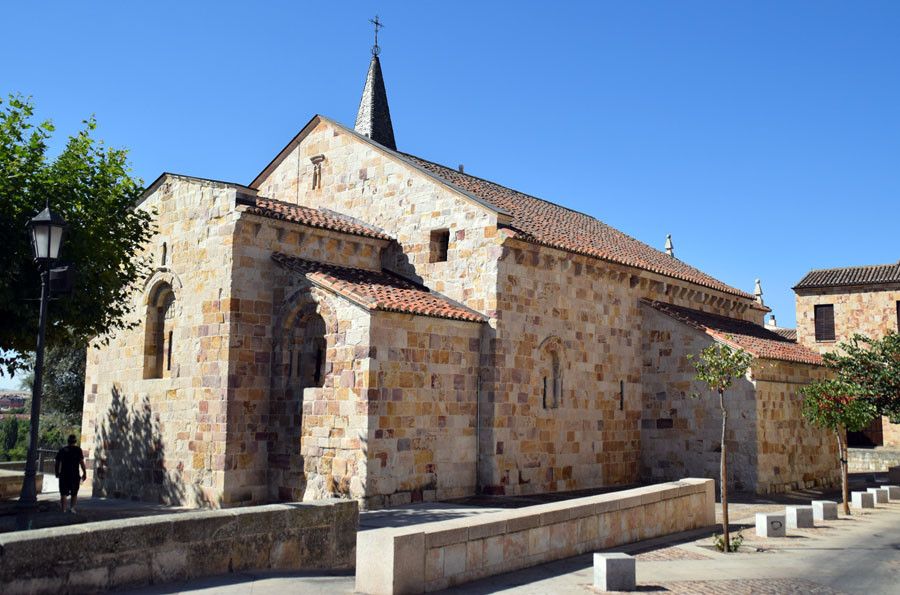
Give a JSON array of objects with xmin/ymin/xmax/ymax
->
[{"xmin": 17, "ymin": 204, "xmax": 67, "ymax": 515}]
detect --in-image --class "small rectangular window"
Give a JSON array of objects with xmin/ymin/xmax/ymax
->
[
  {"xmin": 814, "ymin": 304, "xmax": 835, "ymax": 341},
  {"xmin": 429, "ymin": 229, "xmax": 450, "ymax": 263}
]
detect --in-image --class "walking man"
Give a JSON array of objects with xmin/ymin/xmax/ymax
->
[{"xmin": 55, "ymin": 434, "xmax": 86, "ymax": 513}]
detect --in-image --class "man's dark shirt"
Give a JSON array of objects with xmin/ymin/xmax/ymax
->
[{"xmin": 56, "ymin": 445, "xmax": 84, "ymax": 482}]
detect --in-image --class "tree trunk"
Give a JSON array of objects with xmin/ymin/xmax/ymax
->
[
  {"xmin": 837, "ymin": 428, "xmax": 850, "ymax": 515},
  {"xmin": 720, "ymin": 389, "xmax": 730, "ymax": 551}
]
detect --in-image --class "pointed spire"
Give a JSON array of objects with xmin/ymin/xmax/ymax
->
[
  {"xmin": 665, "ymin": 234, "xmax": 675, "ymax": 258},
  {"xmin": 754, "ymin": 278, "xmax": 764, "ymax": 305},
  {"xmin": 355, "ymin": 17, "xmax": 396, "ymax": 150}
]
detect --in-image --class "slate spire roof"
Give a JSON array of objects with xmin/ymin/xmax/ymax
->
[{"xmin": 354, "ymin": 55, "xmax": 396, "ymax": 150}]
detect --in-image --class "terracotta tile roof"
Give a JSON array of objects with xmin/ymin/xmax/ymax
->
[
  {"xmin": 770, "ymin": 327, "xmax": 797, "ymax": 342},
  {"xmin": 794, "ymin": 262, "xmax": 900, "ymax": 290},
  {"xmin": 402, "ymin": 154, "xmax": 754, "ymax": 300},
  {"xmin": 642, "ymin": 299, "xmax": 822, "ymax": 365},
  {"xmin": 272, "ymin": 253, "xmax": 485, "ymax": 323},
  {"xmin": 237, "ymin": 194, "xmax": 392, "ymax": 241}
]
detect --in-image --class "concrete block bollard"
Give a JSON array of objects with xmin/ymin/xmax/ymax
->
[
  {"xmin": 867, "ymin": 487, "xmax": 889, "ymax": 504},
  {"xmin": 594, "ymin": 553, "xmax": 636, "ymax": 592},
  {"xmin": 884, "ymin": 485, "xmax": 900, "ymax": 501},
  {"xmin": 786, "ymin": 505, "xmax": 814, "ymax": 528},
  {"xmin": 755, "ymin": 513, "xmax": 786, "ymax": 537},
  {"xmin": 852, "ymin": 491, "xmax": 875, "ymax": 509},
  {"xmin": 811, "ymin": 500, "xmax": 838, "ymax": 521}
]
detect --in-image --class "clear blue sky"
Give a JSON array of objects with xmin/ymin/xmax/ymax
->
[{"xmin": 3, "ymin": 2, "xmax": 899, "ymax": 386}]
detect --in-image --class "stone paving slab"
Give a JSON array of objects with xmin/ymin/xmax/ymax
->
[{"xmin": 603, "ymin": 578, "xmax": 843, "ymax": 594}]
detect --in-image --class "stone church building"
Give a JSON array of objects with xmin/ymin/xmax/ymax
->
[{"xmin": 81, "ymin": 48, "xmax": 837, "ymax": 509}]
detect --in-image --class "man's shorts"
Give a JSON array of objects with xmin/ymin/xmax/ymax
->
[{"xmin": 59, "ymin": 476, "xmax": 80, "ymax": 497}]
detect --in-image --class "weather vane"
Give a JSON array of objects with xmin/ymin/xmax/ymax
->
[{"xmin": 370, "ymin": 15, "xmax": 384, "ymax": 56}]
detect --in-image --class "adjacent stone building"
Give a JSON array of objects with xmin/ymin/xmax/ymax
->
[
  {"xmin": 794, "ymin": 262, "xmax": 900, "ymax": 447},
  {"xmin": 81, "ymin": 48, "xmax": 837, "ymax": 509}
]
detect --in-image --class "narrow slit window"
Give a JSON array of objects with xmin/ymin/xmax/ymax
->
[
  {"xmin": 166, "ymin": 330, "xmax": 173, "ymax": 371},
  {"xmin": 429, "ymin": 229, "xmax": 450, "ymax": 263},
  {"xmin": 314, "ymin": 347, "xmax": 324, "ymax": 386},
  {"xmin": 310, "ymin": 154, "xmax": 325, "ymax": 190}
]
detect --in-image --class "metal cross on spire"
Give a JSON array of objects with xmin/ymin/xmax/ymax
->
[{"xmin": 370, "ymin": 15, "xmax": 384, "ymax": 56}]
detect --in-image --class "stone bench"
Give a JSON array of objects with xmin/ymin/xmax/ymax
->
[
  {"xmin": 811, "ymin": 500, "xmax": 838, "ymax": 521},
  {"xmin": 851, "ymin": 491, "xmax": 875, "ymax": 509},
  {"xmin": 594, "ymin": 553, "xmax": 635, "ymax": 591},
  {"xmin": 867, "ymin": 487, "xmax": 889, "ymax": 504},
  {"xmin": 755, "ymin": 513, "xmax": 786, "ymax": 537},
  {"xmin": 785, "ymin": 505, "xmax": 814, "ymax": 529}
]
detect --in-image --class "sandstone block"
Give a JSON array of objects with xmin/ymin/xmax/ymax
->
[
  {"xmin": 811, "ymin": 500, "xmax": 838, "ymax": 521},
  {"xmin": 785, "ymin": 505, "xmax": 814, "ymax": 528},
  {"xmin": 851, "ymin": 491, "xmax": 875, "ymax": 509},
  {"xmin": 593, "ymin": 552, "xmax": 635, "ymax": 591},
  {"xmin": 755, "ymin": 513, "xmax": 786, "ymax": 537}
]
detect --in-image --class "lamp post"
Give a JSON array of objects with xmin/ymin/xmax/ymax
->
[{"xmin": 17, "ymin": 204, "xmax": 67, "ymax": 513}]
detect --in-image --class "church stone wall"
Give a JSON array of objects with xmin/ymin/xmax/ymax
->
[
  {"xmin": 226, "ymin": 214, "xmax": 384, "ymax": 505},
  {"xmin": 640, "ymin": 306, "xmax": 758, "ymax": 491},
  {"xmin": 82, "ymin": 177, "xmax": 240, "ymax": 507},
  {"xmin": 640, "ymin": 306, "xmax": 837, "ymax": 494},
  {"xmin": 796, "ymin": 283, "xmax": 900, "ymax": 447},
  {"xmin": 481, "ymin": 237, "xmax": 764, "ymax": 497},
  {"xmin": 365, "ymin": 312, "xmax": 482, "ymax": 508},
  {"xmin": 254, "ymin": 119, "xmax": 503, "ymax": 316},
  {"xmin": 752, "ymin": 360, "xmax": 839, "ymax": 493}
]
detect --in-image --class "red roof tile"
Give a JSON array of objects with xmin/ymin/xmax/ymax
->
[
  {"xmin": 403, "ymin": 154, "xmax": 754, "ymax": 300},
  {"xmin": 794, "ymin": 262, "xmax": 900, "ymax": 290},
  {"xmin": 643, "ymin": 299, "xmax": 822, "ymax": 365},
  {"xmin": 272, "ymin": 253, "xmax": 485, "ymax": 323},
  {"xmin": 238, "ymin": 194, "xmax": 392, "ymax": 241}
]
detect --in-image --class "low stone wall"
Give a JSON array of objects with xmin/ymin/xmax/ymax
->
[
  {"xmin": 356, "ymin": 478, "xmax": 715, "ymax": 594},
  {"xmin": 0, "ymin": 470, "xmax": 43, "ymax": 500},
  {"xmin": 849, "ymin": 448, "xmax": 900, "ymax": 472},
  {"xmin": 0, "ymin": 499, "xmax": 357, "ymax": 594}
]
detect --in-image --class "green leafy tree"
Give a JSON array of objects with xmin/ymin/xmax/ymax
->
[
  {"xmin": 0, "ymin": 94, "xmax": 154, "ymax": 377},
  {"xmin": 2, "ymin": 416, "xmax": 18, "ymax": 452},
  {"xmin": 689, "ymin": 342, "xmax": 753, "ymax": 553},
  {"xmin": 18, "ymin": 339, "xmax": 87, "ymax": 420},
  {"xmin": 823, "ymin": 332, "xmax": 900, "ymax": 423},
  {"xmin": 801, "ymin": 379, "xmax": 875, "ymax": 515},
  {"xmin": 0, "ymin": 418, "xmax": 28, "ymax": 461}
]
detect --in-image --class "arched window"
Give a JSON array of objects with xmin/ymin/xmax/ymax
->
[
  {"xmin": 144, "ymin": 283, "xmax": 176, "ymax": 379},
  {"xmin": 540, "ymin": 338, "xmax": 563, "ymax": 409}
]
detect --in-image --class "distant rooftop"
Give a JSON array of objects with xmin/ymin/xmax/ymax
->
[{"xmin": 794, "ymin": 261, "xmax": 900, "ymax": 290}]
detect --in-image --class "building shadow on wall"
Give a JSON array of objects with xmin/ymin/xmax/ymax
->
[{"xmin": 92, "ymin": 386, "xmax": 207, "ymax": 507}]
